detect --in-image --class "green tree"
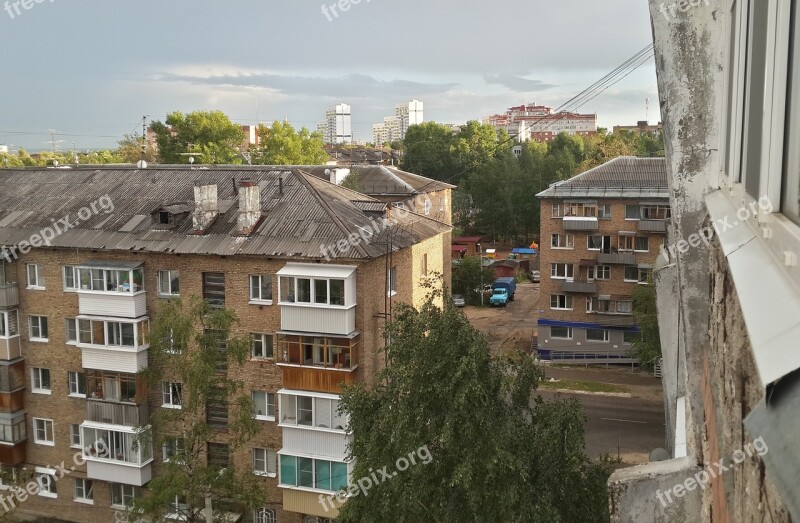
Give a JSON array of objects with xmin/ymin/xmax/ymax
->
[
  {"xmin": 127, "ymin": 298, "xmax": 265, "ymax": 522},
  {"xmin": 401, "ymin": 122, "xmax": 455, "ymax": 181},
  {"xmin": 337, "ymin": 292, "xmax": 613, "ymax": 522},
  {"xmin": 451, "ymin": 120, "xmax": 509, "ymax": 175},
  {"xmin": 251, "ymin": 120, "xmax": 328, "ymax": 165},
  {"xmin": 117, "ymin": 133, "xmax": 158, "ymax": 164},
  {"xmin": 339, "ymin": 171, "xmax": 363, "ymax": 192},
  {"xmin": 451, "ymin": 256, "xmax": 494, "ymax": 305},
  {"xmin": 150, "ymin": 111, "xmax": 246, "ymax": 164},
  {"xmin": 0, "ymin": 153, "xmax": 24, "ymax": 167},
  {"xmin": 629, "ymin": 281, "xmax": 662, "ymax": 370}
]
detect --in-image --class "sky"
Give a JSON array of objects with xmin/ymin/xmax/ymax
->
[{"xmin": 0, "ymin": 0, "xmax": 659, "ymax": 152}]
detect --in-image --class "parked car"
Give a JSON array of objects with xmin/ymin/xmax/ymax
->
[
  {"xmin": 452, "ymin": 294, "xmax": 466, "ymax": 307},
  {"xmin": 530, "ymin": 270, "xmax": 540, "ymax": 283},
  {"xmin": 489, "ymin": 288, "xmax": 510, "ymax": 307},
  {"xmin": 492, "ymin": 277, "xmax": 517, "ymax": 301}
]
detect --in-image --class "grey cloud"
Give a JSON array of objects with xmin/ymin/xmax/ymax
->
[{"xmin": 483, "ymin": 73, "xmax": 557, "ymax": 92}]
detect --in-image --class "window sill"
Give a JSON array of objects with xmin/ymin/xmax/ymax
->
[
  {"xmin": 70, "ymin": 444, "xmax": 82, "ymax": 450},
  {"xmin": 74, "ymin": 498, "xmax": 94, "ymax": 505},
  {"xmin": 250, "ymin": 357, "xmax": 275, "ymax": 363},
  {"xmin": 253, "ymin": 471, "xmax": 277, "ymax": 478},
  {"xmin": 68, "ymin": 394, "xmax": 87, "ymax": 399},
  {"xmin": 37, "ymin": 492, "xmax": 57, "ymax": 499},
  {"xmin": 387, "ymin": 291, "xmax": 397, "ymax": 297},
  {"xmin": 64, "ymin": 288, "xmax": 77, "ymax": 293},
  {"xmin": 29, "ymin": 338, "xmax": 49, "ymax": 343},
  {"xmin": 550, "ymin": 308, "xmax": 574, "ymax": 311},
  {"xmin": 551, "ymin": 247, "xmax": 575, "ymax": 250},
  {"xmin": 32, "ymin": 389, "xmax": 52, "ymax": 395},
  {"xmin": 249, "ymin": 300, "xmax": 273, "ymax": 306},
  {"xmin": 255, "ymin": 415, "xmax": 276, "ymax": 422},
  {"xmin": 161, "ymin": 404, "xmax": 182, "ymax": 410},
  {"xmin": 26, "ymin": 286, "xmax": 46, "ymax": 291},
  {"xmin": 158, "ymin": 294, "xmax": 180, "ymax": 299},
  {"xmin": 66, "ymin": 341, "xmax": 77, "ymax": 346},
  {"xmin": 34, "ymin": 440, "xmax": 55, "ymax": 446}
]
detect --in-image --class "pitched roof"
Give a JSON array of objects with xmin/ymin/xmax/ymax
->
[
  {"xmin": 272, "ymin": 165, "xmax": 456, "ymax": 195},
  {"xmin": 0, "ymin": 166, "xmax": 449, "ymax": 260},
  {"xmin": 536, "ymin": 157, "xmax": 669, "ymax": 199}
]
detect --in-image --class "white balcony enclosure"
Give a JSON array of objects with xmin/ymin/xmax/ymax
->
[
  {"xmin": 280, "ymin": 427, "xmax": 351, "ymax": 462},
  {"xmin": 77, "ymin": 316, "xmax": 149, "ymax": 373},
  {"xmin": 277, "ymin": 264, "xmax": 357, "ymax": 336},
  {"xmin": 75, "ymin": 260, "xmax": 146, "ymax": 318},
  {"xmin": 80, "ymin": 421, "xmax": 153, "ymax": 486}
]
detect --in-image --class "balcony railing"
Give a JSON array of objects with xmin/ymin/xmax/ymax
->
[
  {"xmin": 562, "ymin": 216, "xmax": 599, "ymax": 231},
  {"xmin": 0, "ymin": 285, "xmax": 18, "ymax": 309},
  {"xmin": 280, "ymin": 304, "xmax": 356, "ymax": 336},
  {"xmin": 561, "ymin": 281, "xmax": 598, "ymax": 294},
  {"xmin": 597, "ymin": 252, "xmax": 637, "ymax": 265},
  {"xmin": 86, "ymin": 399, "xmax": 149, "ymax": 426},
  {"xmin": 638, "ymin": 219, "xmax": 668, "ymax": 233}
]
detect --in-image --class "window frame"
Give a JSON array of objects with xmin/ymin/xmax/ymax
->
[
  {"xmin": 634, "ymin": 236, "xmax": 650, "ymax": 252},
  {"xmin": 161, "ymin": 382, "xmax": 183, "ymax": 409},
  {"xmin": 26, "ymin": 264, "xmax": 44, "ymax": 289},
  {"xmin": 551, "ymin": 233, "xmax": 574, "ymax": 249},
  {"xmin": 549, "ymin": 294, "xmax": 573, "ymax": 311},
  {"xmin": 252, "ymin": 448, "xmax": 278, "ymax": 478},
  {"xmin": 63, "ymin": 266, "xmax": 78, "ymax": 292},
  {"xmin": 33, "ymin": 418, "xmax": 54, "ymax": 446},
  {"xmin": 157, "ymin": 270, "xmax": 180, "ymax": 297},
  {"xmin": 70, "ymin": 424, "xmax": 82, "ymax": 449},
  {"xmin": 68, "ymin": 371, "xmax": 86, "ymax": 398},
  {"xmin": 74, "ymin": 478, "xmax": 94, "ymax": 504},
  {"xmin": 586, "ymin": 328, "xmax": 610, "ymax": 342},
  {"xmin": 110, "ymin": 483, "xmax": 137, "ymax": 509},
  {"xmin": 28, "ymin": 315, "xmax": 49, "ymax": 342},
  {"xmin": 550, "ymin": 326, "xmax": 573, "ymax": 339},
  {"xmin": 251, "ymin": 333, "xmax": 274, "ymax": 360},
  {"xmin": 252, "ymin": 391, "xmax": 276, "ymax": 421},
  {"xmin": 31, "ymin": 367, "xmax": 51, "ymax": 395},
  {"xmin": 249, "ymin": 274, "xmax": 273, "ymax": 304}
]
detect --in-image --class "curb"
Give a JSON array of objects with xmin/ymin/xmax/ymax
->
[{"xmin": 542, "ymin": 388, "xmax": 633, "ymax": 398}]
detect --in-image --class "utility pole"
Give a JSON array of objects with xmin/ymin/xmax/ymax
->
[{"xmin": 141, "ymin": 115, "xmax": 148, "ymax": 162}]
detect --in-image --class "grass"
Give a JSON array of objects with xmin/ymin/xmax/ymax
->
[{"xmin": 538, "ymin": 379, "xmax": 628, "ymax": 394}]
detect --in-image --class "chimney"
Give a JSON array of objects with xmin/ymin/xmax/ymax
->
[
  {"xmin": 237, "ymin": 179, "xmax": 261, "ymax": 235},
  {"xmin": 193, "ymin": 181, "xmax": 218, "ymax": 233}
]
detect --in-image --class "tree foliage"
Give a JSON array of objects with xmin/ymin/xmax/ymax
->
[
  {"xmin": 629, "ymin": 281, "xmax": 662, "ymax": 369},
  {"xmin": 451, "ymin": 256, "xmax": 495, "ymax": 305},
  {"xmin": 250, "ymin": 120, "xmax": 328, "ymax": 165},
  {"xmin": 337, "ymin": 291, "xmax": 613, "ymax": 522},
  {"xmin": 150, "ymin": 111, "xmax": 246, "ymax": 164},
  {"xmin": 117, "ymin": 133, "xmax": 159, "ymax": 164},
  {"xmin": 127, "ymin": 298, "xmax": 265, "ymax": 522}
]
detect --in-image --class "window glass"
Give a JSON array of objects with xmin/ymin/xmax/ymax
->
[
  {"xmin": 297, "ymin": 279, "xmax": 311, "ymax": 303},
  {"xmin": 314, "ymin": 279, "xmax": 328, "ymax": 304},
  {"xmin": 330, "ymin": 279, "xmax": 345, "ymax": 305}
]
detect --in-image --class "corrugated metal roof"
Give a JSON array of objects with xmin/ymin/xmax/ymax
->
[
  {"xmin": 270, "ymin": 165, "xmax": 456, "ymax": 195},
  {"xmin": 537, "ymin": 157, "xmax": 669, "ymax": 198},
  {"xmin": 0, "ymin": 167, "xmax": 450, "ymax": 260}
]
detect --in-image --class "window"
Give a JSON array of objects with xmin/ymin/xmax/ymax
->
[
  {"xmin": 63, "ymin": 266, "xmax": 77, "ymax": 291},
  {"xmin": 28, "ymin": 316, "xmax": 48, "ymax": 341},
  {"xmin": 550, "ymin": 263, "xmax": 574, "ymax": 280},
  {"xmin": 638, "ymin": 268, "xmax": 653, "ymax": 284},
  {"xmin": 107, "ymin": 322, "xmax": 135, "ymax": 347},
  {"xmin": 423, "ymin": 198, "xmax": 432, "ymax": 215},
  {"xmin": 35, "ymin": 468, "xmax": 57, "ymax": 498},
  {"xmin": 297, "ymin": 278, "xmax": 312, "ymax": 303},
  {"xmin": 32, "ymin": 368, "xmax": 51, "ymax": 394},
  {"xmin": 250, "ymin": 275, "xmax": 272, "ymax": 302},
  {"xmin": 33, "ymin": 418, "xmax": 54, "ymax": 445},
  {"xmin": 254, "ymin": 508, "xmax": 277, "ymax": 523},
  {"xmin": 625, "ymin": 205, "xmax": 640, "ymax": 220},
  {"xmin": 111, "ymin": 484, "xmax": 137, "ymax": 508},
  {"xmin": 65, "ymin": 318, "xmax": 77, "ymax": 344},
  {"xmin": 330, "ymin": 279, "xmax": 345, "ymax": 306},
  {"xmin": 551, "ymin": 203, "xmax": 562, "ymax": 218},
  {"xmin": 74, "ymin": 478, "xmax": 93, "ymax": 504},
  {"xmin": 207, "ymin": 442, "xmax": 229, "ymax": 469},
  {"xmin": 565, "ymin": 203, "xmax": 596, "ymax": 217},
  {"xmin": 0, "ymin": 310, "xmax": 18, "ymax": 338},
  {"xmin": 251, "ymin": 333, "xmax": 274, "ymax": 359},
  {"xmin": 624, "ymin": 266, "xmax": 639, "ymax": 282},
  {"xmin": 162, "ymin": 437, "xmax": 185, "ymax": 462},
  {"xmin": 81, "ymin": 426, "xmax": 152, "ymax": 464},
  {"xmin": 70, "ymin": 424, "xmax": 81, "ymax": 448},
  {"xmin": 0, "ymin": 414, "xmax": 26, "ymax": 444},
  {"xmin": 634, "ymin": 237, "xmax": 650, "ymax": 252},
  {"xmin": 623, "ymin": 331, "xmax": 639, "ymax": 344},
  {"xmin": 280, "ymin": 456, "xmax": 348, "ymax": 492},
  {"xmin": 86, "ymin": 370, "xmax": 138, "ymax": 402},
  {"xmin": 641, "ymin": 205, "xmax": 671, "ymax": 220},
  {"xmin": 314, "ymin": 279, "xmax": 328, "ymax": 304},
  {"xmin": 586, "ymin": 329, "xmax": 610, "ymax": 342},
  {"xmin": 252, "ymin": 391, "xmax": 276, "ymax": 420},
  {"xmin": 549, "ymin": 294, "xmax": 573, "ymax": 310},
  {"xmin": 161, "ymin": 382, "xmax": 182, "ymax": 408},
  {"xmin": 550, "ymin": 326, "xmax": 572, "ymax": 339},
  {"xmin": 280, "ymin": 394, "xmax": 347, "ymax": 431},
  {"xmin": 279, "ymin": 276, "xmax": 295, "ymax": 302},
  {"xmin": 551, "ymin": 234, "xmax": 574, "ymax": 249},
  {"xmin": 158, "ymin": 270, "xmax": 180, "ymax": 296},
  {"xmin": 388, "ymin": 266, "xmax": 397, "ymax": 296},
  {"xmin": 617, "ymin": 300, "xmax": 633, "ymax": 314},
  {"xmin": 598, "ymin": 204, "xmax": 612, "ymax": 219},
  {"xmin": 68, "ymin": 371, "xmax": 86, "ymax": 397},
  {"xmin": 202, "ymin": 272, "xmax": 225, "ymax": 308},
  {"xmin": 619, "ymin": 235, "xmax": 635, "ymax": 251},
  {"xmin": 26, "ymin": 264, "xmax": 43, "ymax": 288},
  {"xmin": 206, "ymin": 388, "xmax": 228, "ymax": 428},
  {"xmin": 587, "ymin": 235, "xmax": 603, "ymax": 250},
  {"xmin": 253, "ymin": 448, "xmax": 277, "ymax": 477},
  {"xmin": 588, "ymin": 266, "xmax": 611, "ymax": 281}
]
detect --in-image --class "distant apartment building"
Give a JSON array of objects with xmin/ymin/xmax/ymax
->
[
  {"xmin": 0, "ymin": 165, "xmax": 450, "ymax": 522},
  {"xmin": 320, "ymin": 104, "xmax": 352, "ymax": 145},
  {"xmin": 612, "ymin": 120, "xmax": 663, "ymax": 136},
  {"xmin": 484, "ymin": 104, "xmax": 597, "ymax": 142},
  {"xmin": 536, "ymin": 157, "xmax": 669, "ymax": 363},
  {"xmin": 373, "ymin": 100, "xmax": 424, "ymax": 146}
]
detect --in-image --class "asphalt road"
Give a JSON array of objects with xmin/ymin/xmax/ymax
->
[{"xmin": 537, "ymin": 389, "xmax": 667, "ymax": 461}]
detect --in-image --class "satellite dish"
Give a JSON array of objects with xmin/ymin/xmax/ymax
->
[
  {"xmin": 137, "ymin": 160, "xmax": 148, "ymax": 169},
  {"xmin": 52, "ymin": 160, "xmax": 59, "ymax": 166},
  {"xmin": 189, "ymin": 156, "xmax": 195, "ymax": 164},
  {"xmin": 649, "ymin": 448, "xmax": 670, "ymax": 462}
]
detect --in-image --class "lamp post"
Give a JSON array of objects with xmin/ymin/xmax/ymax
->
[{"xmin": 478, "ymin": 243, "xmax": 483, "ymax": 306}]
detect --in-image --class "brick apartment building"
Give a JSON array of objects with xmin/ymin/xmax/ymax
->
[
  {"xmin": 536, "ymin": 157, "xmax": 669, "ymax": 363},
  {"xmin": 483, "ymin": 104, "xmax": 597, "ymax": 143},
  {"xmin": 0, "ymin": 166, "xmax": 451, "ymax": 522}
]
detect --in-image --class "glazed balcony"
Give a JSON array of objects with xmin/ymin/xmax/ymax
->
[
  {"xmin": 0, "ymin": 412, "xmax": 26, "ymax": 466},
  {"xmin": 81, "ymin": 423, "xmax": 153, "ymax": 486},
  {"xmin": 75, "ymin": 261, "xmax": 146, "ymax": 318},
  {"xmin": 0, "ymin": 284, "xmax": 18, "ymax": 309}
]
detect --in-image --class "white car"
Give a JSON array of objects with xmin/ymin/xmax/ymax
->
[{"xmin": 530, "ymin": 270, "xmax": 540, "ymax": 283}]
